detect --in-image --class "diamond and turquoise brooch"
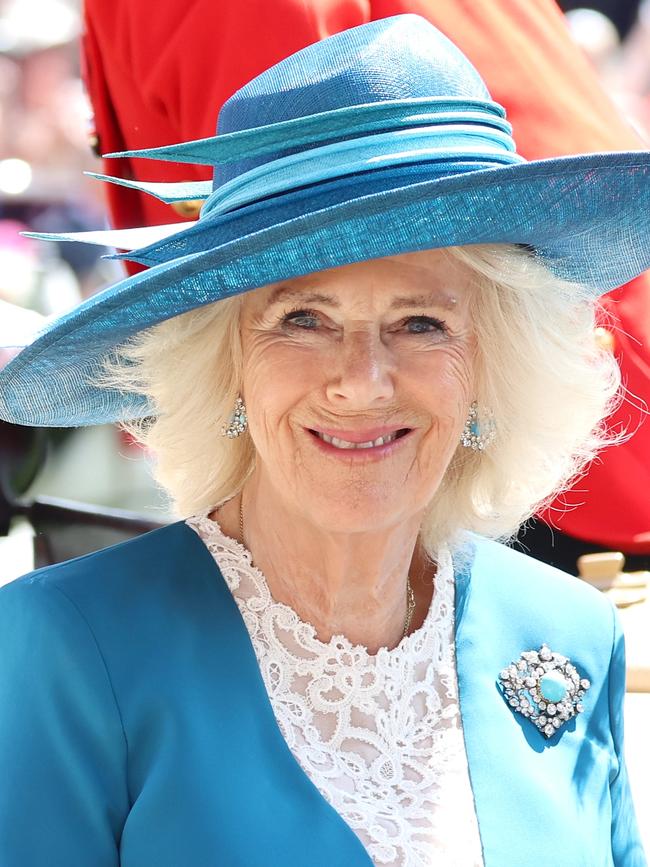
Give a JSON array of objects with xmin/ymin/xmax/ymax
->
[{"xmin": 498, "ymin": 645, "xmax": 591, "ymax": 739}]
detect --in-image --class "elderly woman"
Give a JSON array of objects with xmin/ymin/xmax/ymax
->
[{"xmin": 0, "ymin": 15, "xmax": 648, "ymax": 867}]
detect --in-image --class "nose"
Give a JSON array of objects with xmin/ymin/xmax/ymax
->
[{"xmin": 325, "ymin": 328, "xmax": 396, "ymax": 405}]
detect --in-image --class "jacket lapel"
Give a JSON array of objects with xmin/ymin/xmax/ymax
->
[
  {"xmin": 184, "ymin": 524, "xmax": 374, "ymax": 866},
  {"xmin": 455, "ymin": 538, "xmax": 613, "ymax": 867}
]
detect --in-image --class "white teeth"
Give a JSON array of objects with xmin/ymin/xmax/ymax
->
[{"xmin": 316, "ymin": 431, "xmax": 400, "ymax": 449}]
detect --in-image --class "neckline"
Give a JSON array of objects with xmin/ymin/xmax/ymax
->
[{"xmin": 187, "ymin": 508, "xmax": 453, "ymax": 659}]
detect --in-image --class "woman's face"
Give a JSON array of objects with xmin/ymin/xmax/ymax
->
[{"xmin": 239, "ymin": 249, "xmax": 476, "ymax": 533}]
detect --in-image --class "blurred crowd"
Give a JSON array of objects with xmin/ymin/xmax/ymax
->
[
  {"xmin": 0, "ymin": 0, "xmax": 160, "ymax": 512},
  {"xmin": 562, "ymin": 0, "xmax": 650, "ymax": 136},
  {"xmin": 0, "ymin": 0, "xmax": 117, "ymax": 319},
  {"xmin": 1, "ymin": 0, "xmax": 650, "ymax": 515}
]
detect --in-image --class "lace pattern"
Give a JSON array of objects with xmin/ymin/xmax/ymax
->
[{"xmin": 187, "ymin": 511, "xmax": 484, "ymax": 867}]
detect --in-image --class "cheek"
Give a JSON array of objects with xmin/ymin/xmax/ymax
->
[
  {"xmin": 242, "ymin": 327, "xmax": 335, "ymax": 393},
  {"xmin": 410, "ymin": 340, "xmax": 475, "ymax": 409},
  {"xmin": 240, "ymin": 336, "xmax": 326, "ymax": 452},
  {"xmin": 406, "ymin": 343, "xmax": 476, "ymax": 473}
]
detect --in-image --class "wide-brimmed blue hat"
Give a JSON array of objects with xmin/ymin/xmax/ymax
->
[{"xmin": 2, "ymin": 14, "xmax": 650, "ymax": 427}]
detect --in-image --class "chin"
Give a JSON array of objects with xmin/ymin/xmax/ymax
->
[{"xmin": 301, "ymin": 485, "xmax": 416, "ymax": 534}]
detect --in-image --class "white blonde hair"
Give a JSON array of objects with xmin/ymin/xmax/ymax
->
[{"xmin": 97, "ymin": 244, "xmax": 621, "ymax": 554}]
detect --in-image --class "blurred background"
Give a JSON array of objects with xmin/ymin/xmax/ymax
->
[{"xmin": 0, "ymin": 0, "xmax": 167, "ymax": 519}]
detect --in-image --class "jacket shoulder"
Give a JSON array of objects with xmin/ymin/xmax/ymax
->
[
  {"xmin": 466, "ymin": 535, "xmax": 616, "ymax": 639},
  {"xmin": 1, "ymin": 520, "xmax": 212, "ymax": 613}
]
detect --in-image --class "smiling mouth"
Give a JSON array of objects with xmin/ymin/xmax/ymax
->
[{"xmin": 308, "ymin": 428, "xmax": 411, "ymax": 449}]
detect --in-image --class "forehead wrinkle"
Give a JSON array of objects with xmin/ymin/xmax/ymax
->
[
  {"xmin": 267, "ymin": 286, "xmax": 339, "ymax": 308},
  {"xmin": 265, "ymin": 285, "xmax": 459, "ymax": 312},
  {"xmin": 390, "ymin": 291, "xmax": 458, "ymax": 311}
]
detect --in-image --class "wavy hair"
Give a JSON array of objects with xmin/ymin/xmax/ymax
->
[{"xmin": 97, "ymin": 244, "xmax": 621, "ymax": 554}]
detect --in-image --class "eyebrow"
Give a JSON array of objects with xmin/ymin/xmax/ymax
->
[{"xmin": 266, "ymin": 286, "xmax": 458, "ymax": 311}]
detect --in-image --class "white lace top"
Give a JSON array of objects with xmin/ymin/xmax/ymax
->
[{"xmin": 187, "ymin": 511, "xmax": 484, "ymax": 867}]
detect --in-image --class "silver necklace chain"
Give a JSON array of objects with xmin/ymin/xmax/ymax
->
[{"xmin": 239, "ymin": 496, "xmax": 415, "ymax": 640}]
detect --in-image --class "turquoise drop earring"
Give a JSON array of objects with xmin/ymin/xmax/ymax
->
[
  {"xmin": 460, "ymin": 401, "xmax": 495, "ymax": 451},
  {"xmin": 221, "ymin": 395, "xmax": 248, "ymax": 438}
]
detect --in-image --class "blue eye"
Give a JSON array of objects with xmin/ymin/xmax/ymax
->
[
  {"xmin": 281, "ymin": 310, "xmax": 447, "ymax": 334},
  {"xmin": 282, "ymin": 308, "xmax": 320, "ymax": 329},
  {"xmin": 405, "ymin": 316, "xmax": 446, "ymax": 334}
]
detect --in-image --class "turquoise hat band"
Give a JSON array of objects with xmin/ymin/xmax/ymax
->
[
  {"xmin": 103, "ymin": 97, "xmax": 508, "ymax": 166},
  {"xmin": 88, "ymin": 119, "xmax": 522, "ymax": 209},
  {"xmin": 200, "ymin": 125, "xmax": 524, "ymax": 218},
  {"xmin": 86, "ymin": 124, "xmax": 524, "ymax": 218}
]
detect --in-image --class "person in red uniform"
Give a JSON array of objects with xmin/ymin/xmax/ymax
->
[{"xmin": 81, "ymin": 0, "xmax": 650, "ymax": 572}]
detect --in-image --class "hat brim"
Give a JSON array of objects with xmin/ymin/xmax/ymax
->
[{"xmin": 2, "ymin": 151, "xmax": 650, "ymax": 427}]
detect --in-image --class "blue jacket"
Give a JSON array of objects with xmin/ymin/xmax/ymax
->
[{"xmin": 0, "ymin": 521, "xmax": 645, "ymax": 866}]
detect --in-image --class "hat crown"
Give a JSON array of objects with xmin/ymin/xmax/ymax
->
[
  {"xmin": 219, "ymin": 16, "xmax": 490, "ymax": 133},
  {"xmin": 216, "ymin": 15, "xmax": 491, "ymax": 183}
]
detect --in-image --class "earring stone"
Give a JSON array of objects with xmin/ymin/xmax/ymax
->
[
  {"xmin": 460, "ymin": 401, "xmax": 495, "ymax": 451},
  {"xmin": 221, "ymin": 396, "xmax": 248, "ymax": 438}
]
